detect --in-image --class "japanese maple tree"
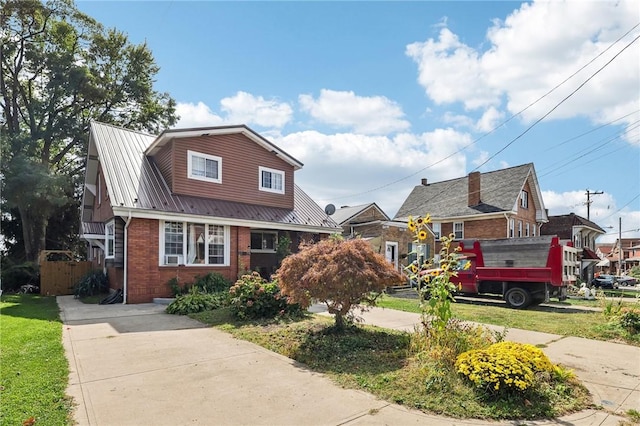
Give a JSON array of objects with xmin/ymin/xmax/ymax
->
[{"xmin": 276, "ymin": 236, "xmax": 405, "ymax": 331}]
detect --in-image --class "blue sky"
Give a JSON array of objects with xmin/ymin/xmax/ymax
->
[{"xmin": 77, "ymin": 0, "xmax": 640, "ymax": 243}]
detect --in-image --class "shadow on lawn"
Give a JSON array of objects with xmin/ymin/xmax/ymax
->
[
  {"xmin": 0, "ymin": 294, "xmax": 62, "ymax": 322},
  {"xmin": 292, "ymin": 323, "xmax": 411, "ymax": 375}
]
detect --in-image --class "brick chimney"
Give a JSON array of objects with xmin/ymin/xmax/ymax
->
[
  {"xmin": 421, "ymin": 178, "xmax": 428, "ymax": 186},
  {"xmin": 468, "ymin": 171, "xmax": 481, "ymax": 206}
]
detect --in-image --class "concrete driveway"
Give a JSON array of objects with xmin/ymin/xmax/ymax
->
[{"xmin": 59, "ymin": 296, "xmax": 638, "ymax": 426}]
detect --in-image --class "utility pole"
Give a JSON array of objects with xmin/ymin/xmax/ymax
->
[
  {"xmin": 618, "ymin": 217, "xmax": 623, "ymax": 275},
  {"xmin": 585, "ymin": 189, "xmax": 603, "ymax": 220}
]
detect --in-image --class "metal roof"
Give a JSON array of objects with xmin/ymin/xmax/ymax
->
[
  {"xmin": 394, "ymin": 163, "xmax": 547, "ymax": 222},
  {"xmin": 83, "ymin": 122, "xmax": 340, "ymax": 233}
]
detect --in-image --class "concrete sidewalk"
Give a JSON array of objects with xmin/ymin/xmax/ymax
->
[{"xmin": 59, "ymin": 296, "xmax": 639, "ymax": 425}]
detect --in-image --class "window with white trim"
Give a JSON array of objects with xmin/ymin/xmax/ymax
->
[
  {"xmin": 188, "ymin": 150, "xmax": 221, "ymax": 183},
  {"xmin": 517, "ymin": 221, "xmax": 523, "ymax": 238},
  {"xmin": 259, "ymin": 166, "xmax": 284, "ymax": 194},
  {"xmin": 251, "ymin": 231, "xmax": 277, "ymax": 252},
  {"xmin": 161, "ymin": 221, "xmax": 228, "ymax": 266},
  {"xmin": 520, "ymin": 190, "xmax": 529, "ymax": 208},
  {"xmin": 432, "ymin": 222, "xmax": 441, "ymax": 240},
  {"xmin": 509, "ymin": 218, "xmax": 515, "ymax": 238},
  {"xmin": 453, "ymin": 222, "xmax": 464, "ymax": 239},
  {"xmin": 525, "ymin": 222, "xmax": 530, "ymax": 237},
  {"xmin": 105, "ymin": 221, "xmax": 115, "ymax": 258},
  {"xmin": 532, "ymin": 224, "xmax": 536, "ymax": 237}
]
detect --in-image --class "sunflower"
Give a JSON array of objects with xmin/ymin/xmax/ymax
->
[
  {"xmin": 418, "ymin": 230, "xmax": 428, "ymax": 241},
  {"xmin": 408, "ymin": 220, "xmax": 417, "ymax": 232}
]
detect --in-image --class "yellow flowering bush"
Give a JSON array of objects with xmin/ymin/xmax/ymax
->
[{"xmin": 455, "ymin": 341, "xmax": 555, "ymax": 394}]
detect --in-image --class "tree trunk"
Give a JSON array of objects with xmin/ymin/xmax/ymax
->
[
  {"xmin": 333, "ymin": 312, "xmax": 345, "ymax": 332},
  {"xmin": 18, "ymin": 206, "xmax": 48, "ymax": 262}
]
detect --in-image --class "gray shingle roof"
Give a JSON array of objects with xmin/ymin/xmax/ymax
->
[
  {"xmin": 394, "ymin": 163, "xmax": 541, "ymax": 220},
  {"xmin": 540, "ymin": 213, "xmax": 606, "ymax": 239},
  {"xmin": 83, "ymin": 121, "xmax": 340, "ymax": 232},
  {"xmin": 331, "ymin": 203, "xmax": 389, "ymax": 225}
]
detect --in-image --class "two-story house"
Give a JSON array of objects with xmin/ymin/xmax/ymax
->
[
  {"xmin": 600, "ymin": 238, "xmax": 640, "ymax": 274},
  {"xmin": 332, "ymin": 203, "xmax": 434, "ymax": 274},
  {"xmin": 80, "ymin": 122, "xmax": 340, "ymax": 303},
  {"xmin": 539, "ymin": 213, "xmax": 604, "ymax": 283},
  {"xmin": 394, "ymin": 163, "xmax": 548, "ymax": 252}
]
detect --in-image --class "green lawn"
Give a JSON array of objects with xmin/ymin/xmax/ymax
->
[
  {"xmin": 378, "ymin": 294, "xmax": 640, "ymax": 346},
  {"xmin": 0, "ymin": 295, "xmax": 72, "ymax": 426}
]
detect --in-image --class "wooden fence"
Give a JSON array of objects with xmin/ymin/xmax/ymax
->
[{"xmin": 39, "ymin": 251, "xmax": 94, "ymax": 296}]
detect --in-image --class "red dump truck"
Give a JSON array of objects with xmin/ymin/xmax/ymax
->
[{"xmin": 451, "ymin": 236, "xmax": 575, "ymax": 309}]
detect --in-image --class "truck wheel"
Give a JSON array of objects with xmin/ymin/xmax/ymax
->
[{"xmin": 504, "ymin": 287, "xmax": 531, "ymax": 309}]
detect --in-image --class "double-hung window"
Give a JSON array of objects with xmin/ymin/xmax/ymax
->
[
  {"xmin": 525, "ymin": 223, "xmax": 530, "ymax": 237},
  {"xmin": 518, "ymin": 221, "xmax": 523, "ymax": 237},
  {"xmin": 162, "ymin": 221, "xmax": 228, "ymax": 266},
  {"xmin": 520, "ymin": 190, "xmax": 528, "ymax": 209},
  {"xmin": 105, "ymin": 221, "xmax": 115, "ymax": 258},
  {"xmin": 453, "ymin": 222, "xmax": 464, "ymax": 239},
  {"xmin": 259, "ymin": 166, "xmax": 284, "ymax": 194},
  {"xmin": 188, "ymin": 150, "xmax": 221, "ymax": 183},
  {"xmin": 509, "ymin": 218, "xmax": 515, "ymax": 238},
  {"xmin": 432, "ymin": 222, "xmax": 441, "ymax": 240}
]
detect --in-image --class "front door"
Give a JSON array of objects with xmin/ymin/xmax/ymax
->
[{"xmin": 385, "ymin": 241, "xmax": 398, "ymax": 270}]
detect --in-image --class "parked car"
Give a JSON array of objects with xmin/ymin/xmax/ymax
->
[
  {"xmin": 591, "ymin": 274, "xmax": 619, "ymax": 289},
  {"xmin": 615, "ymin": 275, "xmax": 638, "ymax": 286}
]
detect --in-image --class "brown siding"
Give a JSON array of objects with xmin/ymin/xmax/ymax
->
[
  {"xmin": 92, "ymin": 164, "xmax": 114, "ymax": 222},
  {"xmin": 155, "ymin": 141, "xmax": 174, "ymax": 189},
  {"xmin": 514, "ymin": 179, "xmax": 538, "ymax": 236},
  {"xmin": 166, "ymin": 134, "xmax": 295, "ymax": 209}
]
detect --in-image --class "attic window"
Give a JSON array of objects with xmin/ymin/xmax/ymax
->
[
  {"xmin": 520, "ymin": 190, "xmax": 528, "ymax": 209},
  {"xmin": 259, "ymin": 166, "xmax": 284, "ymax": 194},
  {"xmin": 188, "ymin": 150, "xmax": 221, "ymax": 184}
]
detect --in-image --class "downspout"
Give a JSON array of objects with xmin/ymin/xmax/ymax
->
[
  {"xmin": 503, "ymin": 213, "xmax": 510, "ymax": 237},
  {"xmin": 123, "ymin": 210, "xmax": 132, "ymax": 304}
]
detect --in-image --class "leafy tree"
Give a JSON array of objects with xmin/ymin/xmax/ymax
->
[
  {"xmin": 0, "ymin": 0, "xmax": 177, "ymax": 262},
  {"xmin": 276, "ymin": 236, "xmax": 405, "ymax": 331}
]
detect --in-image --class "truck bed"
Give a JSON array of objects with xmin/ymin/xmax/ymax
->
[
  {"xmin": 476, "ymin": 267, "xmax": 553, "ymax": 283},
  {"xmin": 461, "ymin": 236, "xmax": 554, "ymax": 268}
]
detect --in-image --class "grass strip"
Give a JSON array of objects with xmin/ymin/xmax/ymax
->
[
  {"xmin": 377, "ymin": 295, "xmax": 640, "ymax": 346},
  {"xmin": 0, "ymin": 295, "xmax": 72, "ymax": 426}
]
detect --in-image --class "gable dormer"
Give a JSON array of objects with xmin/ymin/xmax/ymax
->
[{"xmin": 146, "ymin": 126, "xmax": 303, "ymax": 210}]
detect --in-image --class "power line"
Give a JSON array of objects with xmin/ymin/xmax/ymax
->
[
  {"xmin": 471, "ymin": 32, "xmax": 640, "ymax": 172},
  {"xmin": 327, "ymin": 22, "xmax": 640, "ymax": 203}
]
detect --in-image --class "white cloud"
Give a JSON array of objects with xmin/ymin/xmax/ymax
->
[
  {"xmin": 406, "ymin": 28, "xmax": 500, "ymax": 110},
  {"xmin": 298, "ymin": 89, "xmax": 411, "ymax": 135},
  {"xmin": 476, "ymin": 107, "xmax": 505, "ymax": 133},
  {"xmin": 407, "ymin": 0, "xmax": 640, "ymax": 143},
  {"xmin": 175, "ymin": 102, "xmax": 224, "ymax": 128},
  {"xmin": 175, "ymin": 92, "xmax": 293, "ymax": 130},
  {"xmin": 442, "ymin": 112, "xmax": 475, "ymax": 129},
  {"xmin": 220, "ymin": 91, "xmax": 292, "ymax": 128},
  {"xmin": 272, "ymin": 128, "xmax": 470, "ymax": 216}
]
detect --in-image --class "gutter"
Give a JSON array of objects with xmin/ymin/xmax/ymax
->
[{"xmin": 123, "ymin": 210, "xmax": 133, "ymax": 304}]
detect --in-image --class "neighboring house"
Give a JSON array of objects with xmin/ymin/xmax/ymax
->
[
  {"xmin": 80, "ymin": 122, "xmax": 340, "ymax": 303},
  {"xmin": 599, "ymin": 238, "xmax": 640, "ymax": 274},
  {"xmin": 595, "ymin": 244, "xmax": 614, "ymax": 273},
  {"xmin": 540, "ymin": 213, "xmax": 605, "ymax": 283},
  {"xmin": 394, "ymin": 163, "xmax": 548, "ymax": 251},
  {"xmin": 332, "ymin": 203, "xmax": 434, "ymax": 274}
]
